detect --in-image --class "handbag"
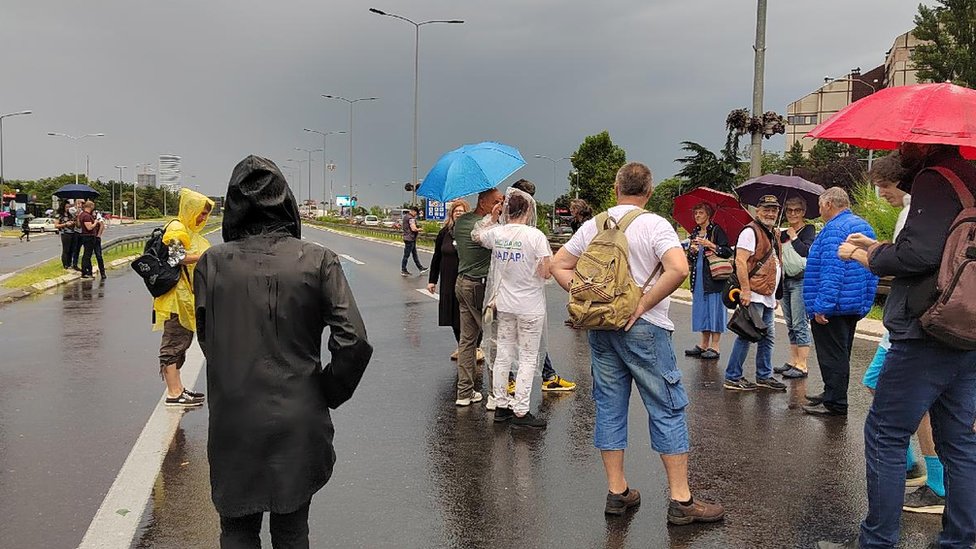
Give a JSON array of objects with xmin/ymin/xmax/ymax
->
[
  {"xmin": 705, "ymin": 250, "xmax": 733, "ymax": 280},
  {"xmin": 727, "ymin": 304, "xmax": 768, "ymax": 343},
  {"xmin": 781, "ymin": 240, "xmax": 806, "ymax": 277},
  {"xmin": 722, "ymin": 229, "xmax": 774, "ymax": 310}
]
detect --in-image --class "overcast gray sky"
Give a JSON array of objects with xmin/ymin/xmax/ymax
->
[{"xmin": 1, "ymin": 0, "xmax": 922, "ymax": 207}]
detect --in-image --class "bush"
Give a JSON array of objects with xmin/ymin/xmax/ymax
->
[
  {"xmin": 646, "ymin": 177, "xmax": 682, "ymax": 224},
  {"xmin": 140, "ymin": 207, "xmax": 162, "ymax": 219},
  {"xmin": 851, "ymin": 182, "xmax": 900, "ymax": 242},
  {"xmin": 420, "ymin": 221, "xmax": 441, "ymax": 234}
]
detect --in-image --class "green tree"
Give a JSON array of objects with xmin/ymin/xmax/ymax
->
[
  {"xmin": 369, "ymin": 205, "xmax": 384, "ymax": 216},
  {"xmin": 783, "ymin": 142, "xmax": 808, "ymax": 170},
  {"xmin": 568, "ymin": 131, "xmax": 627, "ymax": 211},
  {"xmin": 674, "ymin": 141, "xmax": 737, "ymax": 192},
  {"xmin": 914, "ymin": 0, "xmax": 976, "ymax": 87},
  {"xmin": 645, "ymin": 177, "xmax": 682, "ymax": 224},
  {"xmin": 808, "ymin": 140, "xmax": 848, "ymax": 168}
]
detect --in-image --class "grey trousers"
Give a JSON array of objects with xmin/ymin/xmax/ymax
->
[{"xmin": 455, "ymin": 276, "xmax": 486, "ymax": 400}]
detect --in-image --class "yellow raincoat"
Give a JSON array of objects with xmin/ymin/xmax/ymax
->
[{"xmin": 152, "ymin": 189, "xmax": 215, "ymax": 332}]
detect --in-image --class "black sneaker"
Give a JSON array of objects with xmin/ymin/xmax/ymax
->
[
  {"xmin": 400, "ymin": 270, "xmax": 410, "ymax": 277},
  {"xmin": 902, "ymin": 485, "xmax": 945, "ymax": 514},
  {"xmin": 512, "ymin": 412, "xmax": 546, "ymax": 429},
  {"xmin": 605, "ymin": 487, "xmax": 641, "ymax": 515},
  {"xmin": 802, "ymin": 403, "xmax": 847, "ymax": 417},
  {"xmin": 723, "ymin": 378, "xmax": 757, "ymax": 391},
  {"xmin": 806, "ymin": 392, "xmax": 825, "ymax": 405},
  {"xmin": 165, "ymin": 390, "xmax": 204, "ymax": 407},
  {"xmin": 774, "ymin": 362, "xmax": 793, "ymax": 374},
  {"xmin": 906, "ymin": 462, "xmax": 927, "ymax": 487},
  {"xmin": 493, "ymin": 407, "xmax": 514, "ymax": 423},
  {"xmin": 684, "ymin": 346, "xmax": 705, "ymax": 357},
  {"xmin": 419, "ymin": 266, "xmax": 429, "ymax": 274},
  {"xmin": 700, "ymin": 349, "xmax": 720, "ymax": 360},
  {"xmin": 756, "ymin": 377, "xmax": 787, "ymax": 391},
  {"xmin": 182, "ymin": 388, "xmax": 205, "ymax": 399}
]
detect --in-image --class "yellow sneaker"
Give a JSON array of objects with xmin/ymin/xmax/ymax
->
[
  {"xmin": 542, "ymin": 376, "xmax": 577, "ymax": 392},
  {"xmin": 507, "ymin": 380, "xmax": 516, "ymax": 396}
]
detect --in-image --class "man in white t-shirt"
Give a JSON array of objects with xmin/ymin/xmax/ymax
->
[
  {"xmin": 551, "ymin": 162, "xmax": 725, "ymax": 525},
  {"xmin": 723, "ymin": 194, "xmax": 787, "ymax": 392}
]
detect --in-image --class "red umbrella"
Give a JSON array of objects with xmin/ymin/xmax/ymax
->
[
  {"xmin": 807, "ymin": 82, "xmax": 976, "ymax": 159},
  {"xmin": 673, "ymin": 187, "xmax": 753, "ymax": 240}
]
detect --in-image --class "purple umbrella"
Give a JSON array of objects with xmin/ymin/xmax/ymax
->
[{"xmin": 736, "ymin": 174, "xmax": 825, "ymax": 219}]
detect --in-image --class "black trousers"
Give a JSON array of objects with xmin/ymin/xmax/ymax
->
[
  {"xmin": 219, "ymin": 502, "xmax": 310, "ymax": 549},
  {"xmin": 80, "ymin": 235, "xmax": 105, "ymax": 276},
  {"xmin": 69, "ymin": 232, "xmax": 82, "ymax": 268},
  {"xmin": 810, "ymin": 315, "xmax": 859, "ymax": 412},
  {"xmin": 60, "ymin": 232, "xmax": 73, "ymax": 268}
]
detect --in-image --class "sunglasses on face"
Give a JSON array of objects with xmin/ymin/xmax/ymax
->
[{"xmin": 786, "ymin": 208, "xmax": 805, "ymax": 214}]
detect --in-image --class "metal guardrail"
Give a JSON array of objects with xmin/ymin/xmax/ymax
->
[{"xmin": 101, "ymin": 233, "xmax": 152, "ymax": 256}]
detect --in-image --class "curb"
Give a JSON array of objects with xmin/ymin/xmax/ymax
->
[
  {"xmin": 307, "ymin": 222, "xmax": 887, "ymax": 342},
  {"xmin": 0, "ymin": 254, "xmax": 140, "ymax": 307}
]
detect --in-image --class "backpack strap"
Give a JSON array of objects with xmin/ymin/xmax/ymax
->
[
  {"xmin": 927, "ymin": 166, "xmax": 976, "ymax": 209},
  {"xmin": 593, "ymin": 212, "xmax": 612, "ymax": 234}
]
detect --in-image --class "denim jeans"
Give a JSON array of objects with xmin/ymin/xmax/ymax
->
[
  {"xmin": 588, "ymin": 319, "xmax": 689, "ymax": 455},
  {"xmin": 401, "ymin": 239, "xmax": 423, "ymax": 271},
  {"xmin": 780, "ymin": 276, "xmax": 811, "ymax": 347},
  {"xmin": 860, "ymin": 339, "xmax": 976, "ymax": 548},
  {"xmin": 724, "ymin": 303, "xmax": 775, "ymax": 381}
]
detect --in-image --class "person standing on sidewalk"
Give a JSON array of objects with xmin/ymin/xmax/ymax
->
[
  {"xmin": 69, "ymin": 200, "xmax": 84, "ymax": 271},
  {"xmin": 453, "ymin": 188, "xmax": 504, "ymax": 406},
  {"xmin": 400, "ymin": 206, "xmax": 428, "ymax": 276},
  {"xmin": 152, "ymin": 188, "xmax": 214, "ymax": 407},
  {"xmin": 428, "ymin": 200, "xmax": 469, "ymax": 359},
  {"xmin": 78, "ymin": 201, "xmax": 105, "ymax": 279},
  {"xmin": 195, "ymin": 155, "xmax": 372, "ymax": 549},
  {"xmin": 684, "ymin": 202, "xmax": 732, "ymax": 361},
  {"xmin": 801, "ymin": 187, "xmax": 877, "ymax": 417},
  {"xmin": 773, "ymin": 196, "xmax": 816, "ymax": 379},
  {"xmin": 722, "ymin": 195, "xmax": 787, "ymax": 393},
  {"xmin": 55, "ymin": 202, "xmax": 75, "ymax": 269},
  {"xmin": 551, "ymin": 162, "xmax": 725, "ymax": 525}
]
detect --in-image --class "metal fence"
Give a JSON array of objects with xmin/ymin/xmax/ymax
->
[{"xmin": 102, "ymin": 233, "xmax": 151, "ymax": 256}]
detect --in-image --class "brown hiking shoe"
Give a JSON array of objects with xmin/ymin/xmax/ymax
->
[
  {"xmin": 604, "ymin": 487, "xmax": 641, "ymax": 515},
  {"xmin": 667, "ymin": 497, "xmax": 725, "ymax": 525}
]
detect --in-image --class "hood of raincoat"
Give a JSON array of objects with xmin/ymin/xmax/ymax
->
[
  {"xmin": 177, "ymin": 188, "xmax": 215, "ymax": 233},
  {"xmin": 222, "ymin": 155, "xmax": 301, "ymax": 242}
]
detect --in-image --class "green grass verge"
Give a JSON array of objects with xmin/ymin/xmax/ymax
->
[{"xmin": 2, "ymin": 246, "xmax": 139, "ymax": 289}]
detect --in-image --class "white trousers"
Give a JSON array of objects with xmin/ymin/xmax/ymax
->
[{"xmin": 492, "ymin": 311, "xmax": 544, "ymax": 415}]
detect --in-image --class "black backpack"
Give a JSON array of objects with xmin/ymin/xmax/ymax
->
[{"xmin": 131, "ymin": 221, "xmax": 186, "ymax": 297}]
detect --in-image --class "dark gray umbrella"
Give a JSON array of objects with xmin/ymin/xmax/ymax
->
[
  {"xmin": 736, "ymin": 175, "xmax": 825, "ymax": 219},
  {"xmin": 53, "ymin": 184, "xmax": 99, "ymax": 200}
]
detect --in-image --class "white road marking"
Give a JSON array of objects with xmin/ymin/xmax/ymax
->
[
  {"xmin": 78, "ymin": 343, "xmax": 205, "ymax": 549},
  {"xmin": 416, "ymin": 288, "xmax": 439, "ymax": 300},
  {"xmin": 339, "ymin": 254, "xmax": 364, "ymax": 265}
]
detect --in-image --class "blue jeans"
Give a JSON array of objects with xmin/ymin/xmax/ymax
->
[
  {"xmin": 724, "ymin": 303, "xmax": 775, "ymax": 381},
  {"xmin": 860, "ymin": 339, "xmax": 976, "ymax": 548},
  {"xmin": 588, "ymin": 320, "xmax": 690, "ymax": 455},
  {"xmin": 780, "ymin": 276, "xmax": 811, "ymax": 347},
  {"xmin": 401, "ymin": 240, "xmax": 423, "ymax": 271}
]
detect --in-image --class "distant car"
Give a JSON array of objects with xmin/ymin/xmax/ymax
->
[
  {"xmin": 353, "ymin": 215, "xmax": 365, "ymax": 224},
  {"xmin": 28, "ymin": 217, "xmax": 57, "ymax": 233},
  {"xmin": 381, "ymin": 218, "xmax": 396, "ymax": 228},
  {"xmin": 553, "ymin": 225, "xmax": 574, "ymax": 236},
  {"xmin": 363, "ymin": 215, "xmax": 380, "ymax": 226}
]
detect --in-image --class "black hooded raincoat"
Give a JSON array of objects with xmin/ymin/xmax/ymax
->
[{"xmin": 194, "ymin": 155, "xmax": 372, "ymax": 517}]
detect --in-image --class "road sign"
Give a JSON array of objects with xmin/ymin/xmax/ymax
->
[
  {"xmin": 426, "ymin": 200, "xmax": 446, "ymax": 221},
  {"xmin": 335, "ymin": 195, "xmax": 356, "ymax": 207}
]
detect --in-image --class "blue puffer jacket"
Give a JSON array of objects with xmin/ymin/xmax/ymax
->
[{"xmin": 803, "ymin": 209, "xmax": 878, "ymax": 318}]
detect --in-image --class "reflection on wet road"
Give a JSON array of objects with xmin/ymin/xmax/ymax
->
[{"xmin": 132, "ymin": 227, "xmax": 941, "ymax": 548}]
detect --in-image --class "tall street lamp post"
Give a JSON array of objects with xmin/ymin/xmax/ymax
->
[
  {"xmin": 295, "ymin": 147, "xmax": 323, "ymax": 210},
  {"xmin": 114, "ymin": 165, "xmax": 127, "ymax": 220},
  {"xmin": 286, "ymin": 158, "xmax": 308, "ymax": 204},
  {"xmin": 322, "ymin": 95, "xmax": 377, "ymax": 218},
  {"xmin": 304, "ymin": 129, "xmax": 346, "ymax": 209},
  {"xmin": 828, "ymin": 75, "xmax": 879, "ymax": 170},
  {"xmin": 0, "ymin": 110, "xmax": 33, "ymax": 186},
  {"xmin": 369, "ymin": 8, "xmax": 463, "ymax": 206},
  {"xmin": 534, "ymin": 154, "xmax": 570, "ymax": 231},
  {"xmin": 47, "ymin": 132, "xmax": 105, "ymax": 184},
  {"xmin": 748, "ymin": 0, "xmax": 768, "ymax": 178}
]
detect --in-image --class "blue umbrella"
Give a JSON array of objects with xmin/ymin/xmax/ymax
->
[
  {"xmin": 418, "ymin": 141, "xmax": 525, "ymax": 203},
  {"xmin": 54, "ymin": 183, "xmax": 100, "ymax": 199}
]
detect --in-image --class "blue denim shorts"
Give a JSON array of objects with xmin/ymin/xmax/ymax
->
[{"xmin": 588, "ymin": 319, "xmax": 690, "ymax": 455}]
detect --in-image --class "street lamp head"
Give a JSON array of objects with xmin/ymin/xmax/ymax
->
[
  {"xmin": 369, "ymin": 8, "xmax": 387, "ymax": 15},
  {"xmin": 446, "ymin": 20, "xmax": 464, "ymax": 24},
  {"xmin": 89, "ymin": 133, "xmax": 105, "ymax": 137}
]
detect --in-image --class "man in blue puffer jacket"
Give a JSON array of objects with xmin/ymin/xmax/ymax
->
[{"xmin": 801, "ymin": 187, "xmax": 878, "ymax": 417}]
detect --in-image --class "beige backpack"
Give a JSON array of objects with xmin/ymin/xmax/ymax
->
[{"xmin": 568, "ymin": 209, "xmax": 660, "ymax": 330}]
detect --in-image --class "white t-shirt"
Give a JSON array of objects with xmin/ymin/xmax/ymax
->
[
  {"xmin": 735, "ymin": 225, "xmax": 781, "ymax": 309},
  {"xmin": 482, "ymin": 224, "xmax": 552, "ymax": 315},
  {"xmin": 563, "ymin": 205, "xmax": 682, "ymax": 331}
]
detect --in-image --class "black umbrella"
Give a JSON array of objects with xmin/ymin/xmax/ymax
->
[
  {"xmin": 54, "ymin": 184, "xmax": 100, "ymax": 200},
  {"xmin": 736, "ymin": 174, "xmax": 825, "ymax": 219}
]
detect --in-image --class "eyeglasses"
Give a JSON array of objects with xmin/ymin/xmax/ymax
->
[{"xmin": 786, "ymin": 208, "xmax": 805, "ymax": 214}]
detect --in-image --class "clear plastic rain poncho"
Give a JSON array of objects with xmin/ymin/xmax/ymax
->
[{"xmin": 471, "ymin": 187, "xmax": 549, "ymax": 385}]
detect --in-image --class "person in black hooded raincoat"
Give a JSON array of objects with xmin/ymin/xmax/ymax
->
[{"xmin": 194, "ymin": 155, "xmax": 372, "ymax": 548}]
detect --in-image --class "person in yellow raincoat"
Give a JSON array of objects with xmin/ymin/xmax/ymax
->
[{"xmin": 153, "ymin": 188, "xmax": 214, "ymax": 406}]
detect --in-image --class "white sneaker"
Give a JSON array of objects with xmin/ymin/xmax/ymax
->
[
  {"xmin": 455, "ymin": 391, "xmax": 483, "ymax": 407},
  {"xmin": 485, "ymin": 395, "xmax": 498, "ymax": 411}
]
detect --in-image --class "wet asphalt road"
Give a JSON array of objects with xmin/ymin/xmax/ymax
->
[
  {"xmin": 125, "ymin": 226, "xmax": 942, "ymax": 549},
  {"xmin": 0, "ymin": 223, "xmax": 157, "ymax": 277}
]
